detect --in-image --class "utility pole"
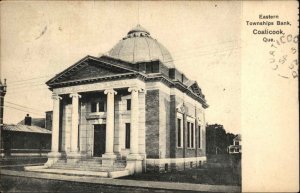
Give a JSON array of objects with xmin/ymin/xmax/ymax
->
[{"xmin": 0, "ymin": 79, "xmax": 7, "ymax": 157}]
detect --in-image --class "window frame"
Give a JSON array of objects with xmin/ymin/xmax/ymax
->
[
  {"xmin": 125, "ymin": 123, "xmax": 130, "ymax": 149},
  {"xmin": 191, "ymin": 122, "xmax": 195, "ymax": 148},
  {"xmin": 176, "ymin": 113, "xmax": 183, "ymax": 148},
  {"xmin": 98, "ymin": 100, "xmax": 105, "ymax": 112},
  {"xmin": 186, "ymin": 116, "xmax": 196, "ymax": 149},
  {"xmin": 198, "ymin": 125, "xmax": 202, "ymax": 149},
  {"xmin": 126, "ymin": 99, "xmax": 131, "ymax": 111},
  {"xmin": 90, "ymin": 100, "xmax": 106, "ymax": 113},
  {"xmin": 187, "ymin": 122, "xmax": 191, "ymax": 148},
  {"xmin": 91, "ymin": 102, "xmax": 98, "ymax": 113}
]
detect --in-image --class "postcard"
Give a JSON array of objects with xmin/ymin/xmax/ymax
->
[{"xmin": 0, "ymin": 1, "xmax": 298, "ymax": 192}]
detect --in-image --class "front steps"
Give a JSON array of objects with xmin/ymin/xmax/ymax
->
[
  {"xmin": 51, "ymin": 159, "xmax": 126, "ymax": 172},
  {"xmin": 25, "ymin": 158, "xmax": 130, "ymax": 178}
]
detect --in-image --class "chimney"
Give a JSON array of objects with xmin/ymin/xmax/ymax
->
[{"xmin": 24, "ymin": 114, "xmax": 32, "ymax": 126}]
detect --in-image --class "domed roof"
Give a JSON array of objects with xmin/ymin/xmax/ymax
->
[{"xmin": 107, "ymin": 25, "xmax": 174, "ymax": 68}]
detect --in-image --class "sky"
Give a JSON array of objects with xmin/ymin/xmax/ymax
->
[{"xmin": 1, "ymin": 1, "xmax": 241, "ymax": 134}]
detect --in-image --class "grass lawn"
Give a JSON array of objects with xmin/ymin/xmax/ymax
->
[
  {"xmin": 120, "ymin": 154, "xmax": 241, "ymax": 186},
  {"xmin": 120, "ymin": 166, "xmax": 241, "ymax": 186}
]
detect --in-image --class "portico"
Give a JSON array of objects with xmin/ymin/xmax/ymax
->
[{"xmin": 47, "ymin": 78, "xmax": 146, "ymax": 170}]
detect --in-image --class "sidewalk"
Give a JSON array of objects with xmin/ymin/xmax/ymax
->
[{"xmin": 0, "ymin": 169, "xmax": 241, "ymax": 192}]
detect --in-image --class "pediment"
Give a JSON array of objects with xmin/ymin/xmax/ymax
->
[
  {"xmin": 46, "ymin": 56, "xmax": 137, "ymax": 86},
  {"xmin": 189, "ymin": 82, "xmax": 204, "ymax": 98}
]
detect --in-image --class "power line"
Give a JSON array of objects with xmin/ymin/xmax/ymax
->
[
  {"xmin": 6, "ymin": 86, "xmax": 50, "ymax": 95},
  {"xmin": 4, "ymin": 105, "xmax": 45, "ymax": 117},
  {"xmin": 168, "ymin": 39, "xmax": 240, "ymax": 56},
  {"xmin": 4, "ymin": 42, "xmax": 240, "ymax": 96},
  {"xmin": 9, "ymin": 83, "xmax": 47, "ymax": 90},
  {"xmin": 5, "ymin": 47, "xmax": 240, "ymax": 95},
  {"xmin": 8, "ymin": 77, "xmax": 51, "ymax": 87},
  {"xmin": 170, "ymin": 46, "xmax": 240, "ymax": 63},
  {"xmin": 5, "ymin": 101, "xmax": 45, "ymax": 113},
  {"xmin": 8, "ymin": 74, "xmax": 54, "ymax": 84},
  {"xmin": 172, "ymin": 45, "xmax": 240, "ymax": 57},
  {"xmin": 4, "ymin": 39, "xmax": 240, "ymax": 87}
]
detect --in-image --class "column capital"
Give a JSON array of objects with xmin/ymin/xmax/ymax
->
[
  {"xmin": 69, "ymin": 93, "xmax": 81, "ymax": 99},
  {"xmin": 52, "ymin": 94, "xmax": 62, "ymax": 100},
  {"xmin": 128, "ymin": 86, "xmax": 143, "ymax": 93},
  {"xmin": 104, "ymin": 89, "xmax": 117, "ymax": 95}
]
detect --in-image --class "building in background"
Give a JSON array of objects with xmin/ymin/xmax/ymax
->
[
  {"xmin": 1, "ymin": 114, "xmax": 51, "ymax": 156},
  {"xmin": 228, "ymin": 134, "xmax": 242, "ymax": 154},
  {"xmin": 28, "ymin": 25, "xmax": 208, "ymax": 177}
]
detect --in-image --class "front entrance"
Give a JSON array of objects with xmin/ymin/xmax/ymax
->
[{"xmin": 93, "ymin": 124, "xmax": 106, "ymax": 157}]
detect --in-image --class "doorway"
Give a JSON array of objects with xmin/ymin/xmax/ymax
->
[{"xmin": 93, "ymin": 124, "xmax": 106, "ymax": 157}]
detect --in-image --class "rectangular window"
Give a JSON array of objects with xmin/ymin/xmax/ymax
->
[
  {"xmin": 99, "ymin": 101, "xmax": 105, "ymax": 112},
  {"xmin": 152, "ymin": 62, "xmax": 159, "ymax": 73},
  {"xmin": 127, "ymin": 99, "xmax": 131, "ymax": 110},
  {"xmin": 169, "ymin": 68, "xmax": 175, "ymax": 79},
  {"xmin": 177, "ymin": 118, "xmax": 181, "ymax": 147},
  {"xmin": 145, "ymin": 62, "xmax": 159, "ymax": 73},
  {"xmin": 198, "ymin": 126, "xmax": 201, "ymax": 148},
  {"xmin": 91, "ymin": 102, "xmax": 97, "ymax": 112},
  {"xmin": 187, "ymin": 122, "xmax": 190, "ymax": 148},
  {"xmin": 146, "ymin": 64, "xmax": 152, "ymax": 73},
  {"xmin": 191, "ymin": 123, "xmax": 194, "ymax": 148},
  {"xmin": 125, "ymin": 123, "xmax": 130, "ymax": 149}
]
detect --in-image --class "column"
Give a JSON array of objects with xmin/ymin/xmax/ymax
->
[
  {"xmin": 46, "ymin": 93, "xmax": 62, "ymax": 165},
  {"xmin": 125, "ymin": 86, "xmax": 144, "ymax": 174},
  {"xmin": 69, "ymin": 93, "xmax": 81, "ymax": 153},
  {"xmin": 128, "ymin": 86, "xmax": 142, "ymax": 155},
  {"xmin": 51, "ymin": 94, "xmax": 61, "ymax": 153},
  {"xmin": 104, "ymin": 89, "xmax": 117, "ymax": 155}
]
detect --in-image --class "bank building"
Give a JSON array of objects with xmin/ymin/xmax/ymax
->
[{"xmin": 26, "ymin": 25, "xmax": 209, "ymax": 178}]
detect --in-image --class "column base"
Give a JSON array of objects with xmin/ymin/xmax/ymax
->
[
  {"xmin": 66, "ymin": 152, "xmax": 81, "ymax": 164},
  {"xmin": 102, "ymin": 153, "xmax": 117, "ymax": 166},
  {"xmin": 45, "ymin": 152, "xmax": 61, "ymax": 167},
  {"xmin": 126, "ymin": 153, "xmax": 144, "ymax": 174}
]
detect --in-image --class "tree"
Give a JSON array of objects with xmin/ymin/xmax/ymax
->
[{"xmin": 206, "ymin": 124, "xmax": 238, "ymax": 155}]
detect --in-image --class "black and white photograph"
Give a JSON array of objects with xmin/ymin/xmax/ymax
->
[{"xmin": 0, "ymin": 1, "xmax": 298, "ymax": 192}]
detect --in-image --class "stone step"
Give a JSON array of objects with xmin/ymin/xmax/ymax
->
[
  {"xmin": 30, "ymin": 168, "xmax": 109, "ymax": 178},
  {"xmin": 51, "ymin": 165, "xmax": 126, "ymax": 172},
  {"xmin": 53, "ymin": 165, "xmax": 125, "ymax": 170},
  {"xmin": 51, "ymin": 161, "xmax": 126, "ymax": 172},
  {"xmin": 53, "ymin": 162, "xmax": 126, "ymax": 168},
  {"xmin": 52, "ymin": 158, "xmax": 127, "ymax": 172}
]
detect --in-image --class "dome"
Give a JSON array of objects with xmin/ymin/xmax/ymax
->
[{"xmin": 107, "ymin": 25, "xmax": 174, "ymax": 68}]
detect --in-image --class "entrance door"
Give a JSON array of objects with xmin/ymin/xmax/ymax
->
[{"xmin": 93, "ymin": 124, "xmax": 106, "ymax": 157}]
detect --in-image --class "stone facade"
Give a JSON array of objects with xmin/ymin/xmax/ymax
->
[
  {"xmin": 143, "ymin": 82, "xmax": 207, "ymax": 172},
  {"xmin": 31, "ymin": 25, "xmax": 208, "ymax": 176}
]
